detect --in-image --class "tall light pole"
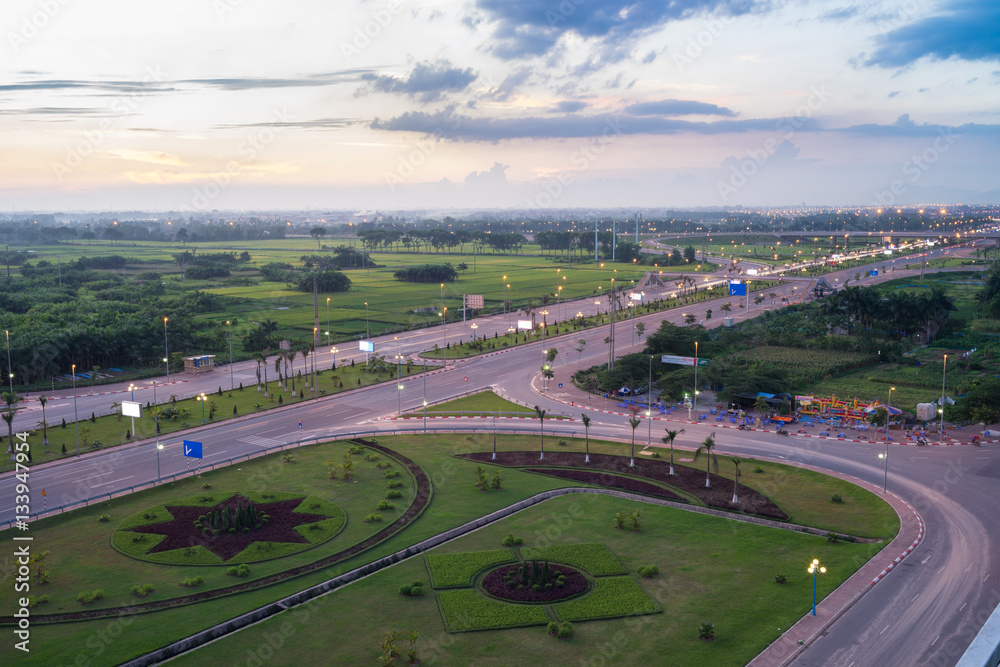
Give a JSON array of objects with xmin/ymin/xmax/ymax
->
[
  {"xmin": 556, "ymin": 269, "xmax": 561, "ymax": 322},
  {"xmin": 442, "ymin": 307, "xmax": 448, "ymax": 362},
  {"xmin": 808, "ymin": 559, "xmax": 826, "ymax": 615},
  {"xmin": 364, "ymin": 302, "xmax": 370, "ymax": 364},
  {"xmin": 197, "ymin": 393, "xmax": 207, "ymax": 424},
  {"xmin": 331, "ymin": 346, "xmax": 338, "ymax": 369},
  {"xmin": 71, "ymin": 364, "xmax": 80, "ymax": 456},
  {"xmin": 693, "ymin": 341, "xmax": 699, "ymax": 419},
  {"xmin": 4, "ymin": 330, "xmax": 11, "ymax": 392},
  {"xmin": 313, "ymin": 328, "xmax": 318, "ymax": 394},
  {"xmin": 163, "ymin": 317, "xmax": 170, "ymax": 382},
  {"xmin": 647, "ymin": 355, "xmax": 653, "ymax": 448},
  {"xmin": 226, "ymin": 320, "xmax": 234, "ymax": 390},
  {"xmin": 128, "ymin": 382, "xmax": 137, "ymax": 440},
  {"xmin": 326, "ymin": 297, "xmax": 331, "ymax": 346},
  {"xmin": 882, "ymin": 387, "xmax": 895, "ymax": 493},
  {"xmin": 940, "ymin": 354, "xmax": 948, "ymax": 444},
  {"xmin": 422, "ymin": 349, "xmax": 427, "ymax": 432},
  {"xmin": 501, "ymin": 275, "xmax": 506, "ymax": 318},
  {"xmin": 395, "ymin": 336, "xmax": 402, "ymax": 414},
  {"xmin": 152, "ymin": 380, "xmax": 162, "ymax": 480}
]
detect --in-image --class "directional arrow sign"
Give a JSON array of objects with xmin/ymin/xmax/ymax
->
[{"xmin": 183, "ymin": 440, "xmax": 203, "ymax": 459}]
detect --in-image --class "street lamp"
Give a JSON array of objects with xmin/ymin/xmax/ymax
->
[
  {"xmin": 647, "ymin": 355, "xmax": 653, "ymax": 450},
  {"xmin": 470, "ymin": 322, "xmax": 478, "ymax": 341},
  {"xmin": 151, "ymin": 380, "xmax": 162, "ymax": 480},
  {"xmin": 128, "ymin": 382, "xmax": 137, "ymax": 439},
  {"xmin": 364, "ymin": 302, "xmax": 370, "ymax": 363},
  {"xmin": 940, "ymin": 354, "xmax": 948, "ymax": 444},
  {"xmin": 693, "ymin": 341, "xmax": 699, "ymax": 418},
  {"xmin": 71, "ymin": 364, "xmax": 80, "ymax": 456},
  {"xmin": 163, "ymin": 317, "xmax": 169, "ymax": 382},
  {"xmin": 422, "ymin": 349, "xmax": 428, "ymax": 432},
  {"xmin": 197, "ymin": 393, "xmax": 207, "ymax": 424},
  {"xmin": 395, "ymin": 336, "xmax": 402, "ymax": 414},
  {"xmin": 501, "ymin": 275, "xmax": 506, "ymax": 317},
  {"xmin": 807, "ymin": 559, "xmax": 826, "ymax": 615},
  {"xmin": 4, "ymin": 330, "xmax": 11, "ymax": 392},
  {"xmin": 441, "ymin": 307, "xmax": 448, "ymax": 361},
  {"xmin": 882, "ymin": 387, "xmax": 895, "ymax": 493},
  {"xmin": 326, "ymin": 297, "xmax": 331, "ymax": 345},
  {"xmin": 331, "ymin": 346, "xmax": 338, "ymax": 369},
  {"xmin": 226, "ymin": 320, "xmax": 234, "ymax": 390}
]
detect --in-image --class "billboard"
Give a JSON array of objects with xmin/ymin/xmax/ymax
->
[
  {"xmin": 661, "ymin": 355, "xmax": 709, "ymax": 366},
  {"xmin": 629, "ymin": 292, "xmax": 643, "ymax": 302},
  {"xmin": 746, "ymin": 268, "xmax": 758, "ymax": 276},
  {"xmin": 359, "ymin": 341, "xmax": 374, "ymax": 352},
  {"xmin": 465, "ymin": 294, "xmax": 484, "ymax": 309},
  {"xmin": 122, "ymin": 400, "xmax": 141, "ymax": 418},
  {"xmin": 517, "ymin": 320, "xmax": 532, "ymax": 331}
]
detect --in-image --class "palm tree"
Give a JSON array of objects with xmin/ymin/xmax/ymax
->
[
  {"xmin": 581, "ymin": 413, "xmax": 591, "ymax": 463},
  {"xmin": 694, "ymin": 433, "xmax": 719, "ymax": 488},
  {"xmin": 38, "ymin": 394, "xmax": 49, "ymax": 445},
  {"xmin": 260, "ymin": 348, "xmax": 272, "ymax": 396},
  {"xmin": 274, "ymin": 355, "xmax": 283, "ymax": 389},
  {"xmin": 661, "ymin": 428, "xmax": 684, "ymax": 476},
  {"xmin": 533, "ymin": 405, "xmax": 547, "ymax": 460},
  {"xmin": 2, "ymin": 391, "xmax": 21, "ymax": 458},
  {"xmin": 300, "ymin": 346, "xmax": 310, "ymax": 388},
  {"xmin": 628, "ymin": 413, "xmax": 641, "ymax": 467},
  {"xmin": 730, "ymin": 457, "xmax": 741, "ymax": 503},
  {"xmin": 252, "ymin": 351, "xmax": 266, "ymax": 391}
]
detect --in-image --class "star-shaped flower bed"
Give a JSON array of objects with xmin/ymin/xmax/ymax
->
[{"xmin": 129, "ymin": 494, "xmax": 329, "ymax": 562}]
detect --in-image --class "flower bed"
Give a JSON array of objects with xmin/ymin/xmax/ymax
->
[
  {"xmin": 427, "ymin": 550, "xmax": 517, "ymax": 588},
  {"xmin": 480, "ymin": 563, "xmax": 588, "ymax": 603},
  {"xmin": 555, "ymin": 576, "xmax": 661, "ymax": 622},
  {"xmin": 521, "ymin": 468, "xmax": 684, "ymax": 503},
  {"xmin": 459, "ymin": 451, "xmax": 788, "ymax": 520},
  {"xmin": 437, "ymin": 589, "xmax": 550, "ymax": 632}
]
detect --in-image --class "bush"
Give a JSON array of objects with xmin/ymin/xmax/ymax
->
[
  {"xmin": 774, "ymin": 574, "xmax": 787, "ymax": 584},
  {"xmin": 180, "ymin": 576, "xmax": 204, "ymax": 588},
  {"xmin": 98, "ymin": 514, "xmax": 110, "ymax": 523},
  {"xmin": 557, "ymin": 621, "xmax": 574, "ymax": 639},
  {"xmin": 698, "ymin": 621, "xmax": 715, "ymax": 640},
  {"xmin": 364, "ymin": 513, "xmax": 383, "ymax": 523},
  {"xmin": 410, "ymin": 585, "xmax": 423, "ymax": 596},
  {"xmin": 227, "ymin": 564, "xmax": 250, "ymax": 578},
  {"xmin": 399, "ymin": 584, "xmax": 412, "ymax": 596},
  {"xmin": 558, "ymin": 439, "xmax": 568, "ymax": 446},
  {"xmin": 753, "ymin": 465, "xmax": 765, "ymax": 473},
  {"xmin": 826, "ymin": 532, "xmax": 840, "ymax": 543},
  {"xmin": 831, "ymin": 494, "xmax": 843, "ymax": 503},
  {"xmin": 130, "ymin": 583, "xmax": 155, "ymax": 597},
  {"xmin": 387, "ymin": 480, "xmax": 404, "ymax": 489},
  {"xmin": 77, "ymin": 589, "xmax": 104, "ymax": 605},
  {"xmin": 385, "ymin": 490, "xmax": 403, "ymax": 499},
  {"xmin": 376, "ymin": 500, "xmax": 396, "ymax": 511},
  {"xmin": 547, "ymin": 621, "xmax": 559, "ymax": 635},
  {"xmin": 384, "ymin": 470, "xmax": 401, "ymax": 478},
  {"xmin": 637, "ymin": 565, "xmax": 659, "ymax": 578},
  {"xmin": 202, "ymin": 483, "xmax": 212, "ymax": 489},
  {"xmin": 28, "ymin": 595, "xmax": 50, "ymax": 607}
]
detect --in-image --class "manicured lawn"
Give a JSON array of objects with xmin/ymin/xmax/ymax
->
[
  {"xmin": 554, "ymin": 576, "xmax": 661, "ymax": 621},
  {"xmin": 427, "ymin": 550, "xmax": 517, "ymax": 588},
  {"xmin": 520, "ymin": 543, "xmax": 627, "ymax": 576},
  {"xmin": 438, "ymin": 589, "xmax": 551, "ymax": 632}
]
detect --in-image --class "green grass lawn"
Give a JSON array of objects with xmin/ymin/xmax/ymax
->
[{"xmin": 0, "ymin": 433, "xmax": 897, "ymax": 666}]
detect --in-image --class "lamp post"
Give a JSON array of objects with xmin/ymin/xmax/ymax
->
[
  {"xmin": 882, "ymin": 387, "xmax": 895, "ymax": 493},
  {"xmin": 312, "ymin": 328, "xmax": 318, "ymax": 394},
  {"xmin": 331, "ymin": 346, "xmax": 338, "ymax": 369},
  {"xmin": 808, "ymin": 559, "xmax": 826, "ymax": 615},
  {"xmin": 940, "ymin": 354, "xmax": 947, "ymax": 444},
  {"xmin": 693, "ymin": 341, "xmax": 699, "ymax": 419},
  {"xmin": 441, "ymin": 307, "xmax": 448, "ymax": 362},
  {"xmin": 197, "ymin": 393, "xmax": 207, "ymax": 424},
  {"xmin": 4, "ymin": 330, "xmax": 11, "ymax": 392},
  {"xmin": 647, "ymin": 355, "xmax": 653, "ymax": 449},
  {"xmin": 151, "ymin": 380, "xmax": 162, "ymax": 480},
  {"xmin": 422, "ymin": 349, "xmax": 427, "ymax": 432},
  {"xmin": 128, "ymin": 382, "xmax": 137, "ymax": 439},
  {"xmin": 364, "ymin": 302, "xmax": 370, "ymax": 363},
  {"xmin": 226, "ymin": 320, "xmax": 234, "ymax": 390},
  {"xmin": 163, "ymin": 317, "xmax": 169, "ymax": 382},
  {"xmin": 470, "ymin": 322, "xmax": 478, "ymax": 341},
  {"xmin": 501, "ymin": 275, "xmax": 506, "ymax": 318},
  {"xmin": 395, "ymin": 336, "xmax": 402, "ymax": 414},
  {"xmin": 71, "ymin": 364, "xmax": 80, "ymax": 456},
  {"xmin": 326, "ymin": 297, "xmax": 331, "ymax": 345}
]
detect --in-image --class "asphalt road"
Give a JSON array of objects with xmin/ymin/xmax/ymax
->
[{"xmin": 1, "ymin": 239, "xmax": 995, "ymax": 666}]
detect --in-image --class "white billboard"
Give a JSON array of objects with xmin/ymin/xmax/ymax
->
[
  {"xmin": 517, "ymin": 320, "xmax": 532, "ymax": 330},
  {"xmin": 122, "ymin": 400, "xmax": 141, "ymax": 418},
  {"xmin": 359, "ymin": 341, "xmax": 374, "ymax": 352},
  {"xmin": 746, "ymin": 268, "xmax": 758, "ymax": 276}
]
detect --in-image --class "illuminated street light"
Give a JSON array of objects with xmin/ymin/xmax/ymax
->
[{"xmin": 807, "ymin": 559, "xmax": 827, "ymax": 616}]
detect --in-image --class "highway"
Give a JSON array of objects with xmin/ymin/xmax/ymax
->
[{"xmin": 1, "ymin": 239, "xmax": 996, "ymax": 666}]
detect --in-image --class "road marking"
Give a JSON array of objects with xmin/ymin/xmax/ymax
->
[
  {"xmin": 238, "ymin": 434, "xmax": 283, "ymax": 448},
  {"xmin": 206, "ymin": 449, "xmax": 228, "ymax": 457},
  {"xmin": 985, "ymin": 574, "xmax": 991, "ymax": 583},
  {"xmin": 879, "ymin": 624, "xmax": 890, "ymax": 635},
  {"xmin": 960, "ymin": 603, "xmax": 967, "ymax": 611},
  {"xmin": 51, "ymin": 468, "xmax": 85, "ymax": 479},
  {"xmin": 921, "ymin": 555, "xmax": 931, "ymax": 565},
  {"xmin": 931, "ymin": 635, "xmax": 940, "ymax": 646},
  {"xmin": 911, "ymin": 593, "xmax": 920, "ymax": 602},
  {"xmin": 90, "ymin": 476, "xmax": 133, "ymax": 488}
]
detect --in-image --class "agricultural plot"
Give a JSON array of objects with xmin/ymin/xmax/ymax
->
[{"xmin": 724, "ymin": 346, "xmax": 875, "ymax": 376}]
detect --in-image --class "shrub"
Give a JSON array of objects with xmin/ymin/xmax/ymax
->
[
  {"xmin": 384, "ymin": 470, "xmax": 401, "ymax": 478},
  {"xmin": 180, "ymin": 576, "xmax": 204, "ymax": 588},
  {"xmin": 385, "ymin": 490, "xmax": 403, "ymax": 499},
  {"xmin": 376, "ymin": 461, "xmax": 391, "ymax": 469},
  {"xmin": 629, "ymin": 510, "xmax": 642, "ymax": 532},
  {"xmin": 547, "ymin": 621, "xmax": 559, "ymax": 635},
  {"xmin": 531, "ymin": 584, "xmax": 541, "ymax": 592},
  {"xmin": 227, "ymin": 564, "xmax": 250, "ymax": 578},
  {"xmin": 28, "ymin": 595, "xmax": 50, "ymax": 607},
  {"xmin": 614, "ymin": 511, "xmax": 627, "ymax": 529},
  {"xmin": 774, "ymin": 574, "xmax": 787, "ymax": 584},
  {"xmin": 98, "ymin": 514, "xmax": 110, "ymax": 523},
  {"xmin": 130, "ymin": 583, "xmax": 155, "ymax": 597},
  {"xmin": 202, "ymin": 483, "xmax": 212, "ymax": 489},
  {"xmin": 77, "ymin": 589, "xmax": 104, "ymax": 605},
  {"xmin": 557, "ymin": 621, "xmax": 574, "ymax": 639},
  {"xmin": 410, "ymin": 585, "xmax": 424, "ymax": 596},
  {"xmin": 376, "ymin": 500, "xmax": 396, "ymax": 511},
  {"xmin": 365, "ymin": 453, "xmax": 380, "ymax": 461},
  {"xmin": 826, "ymin": 532, "xmax": 840, "ymax": 543},
  {"xmin": 753, "ymin": 465, "xmax": 765, "ymax": 473},
  {"xmin": 131, "ymin": 534, "xmax": 147, "ymax": 543},
  {"xmin": 698, "ymin": 621, "xmax": 715, "ymax": 640},
  {"xmin": 637, "ymin": 565, "xmax": 659, "ymax": 578},
  {"xmin": 387, "ymin": 480, "xmax": 404, "ymax": 489},
  {"xmin": 831, "ymin": 494, "xmax": 844, "ymax": 503},
  {"xmin": 501, "ymin": 533, "xmax": 519, "ymax": 546},
  {"xmin": 399, "ymin": 584, "xmax": 412, "ymax": 596},
  {"xmin": 364, "ymin": 513, "xmax": 383, "ymax": 523},
  {"xmin": 558, "ymin": 439, "xmax": 568, "ymax": 446}
]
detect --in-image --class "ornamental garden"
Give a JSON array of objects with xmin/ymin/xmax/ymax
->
[{"xmin": 0, "ymin": 431, "xmax": 899, "ymax": 667}]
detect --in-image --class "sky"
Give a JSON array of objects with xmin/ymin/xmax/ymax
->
[{"xmin": 1, "ymin": 0, "xmax": 999, "ymax": 212}]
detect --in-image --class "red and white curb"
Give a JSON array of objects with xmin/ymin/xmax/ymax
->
[{"xmin": 871, "ymin": 504, "xmax": 924, "ymax": 586}]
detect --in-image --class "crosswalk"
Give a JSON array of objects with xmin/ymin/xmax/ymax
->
[{"xmin": 238, "ymin": 434, "xmax": 285, "ymax": 448}]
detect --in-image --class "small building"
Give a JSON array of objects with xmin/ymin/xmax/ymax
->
[{"xmin": 182, "ymin": 355, "xmax": 216, "ymax": 374}]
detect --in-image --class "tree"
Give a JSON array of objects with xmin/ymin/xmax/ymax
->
[
  {"xmin": 38, "ymin": 394, "xmax": 49, "ymax": 445},
  {"xmin": 177, "ymin": 228, "xmax": 189, "ymax": 246},
  {"xmin": 581, "ymin": 413, "xmax": 592, "ymax": 462},
  {"xmin": 754, "ymin": 395, "xmax": 769, "ymax": 416},
  {"xmin": 635, "ymin": 322, "xmax": 645, "ymax": 339},
  {"xmin": 628, "ymin": 412, "xmax": 641, "ymax": 467},
  {"xmin": 252, "ymin": 351, "xmax": 266, "ymax": 391},
  {"xmin": 260, "ymin": 348, "xmax": 272, "ymax": 396},
  {"xmin": 2, "ymin": 391, "xmax": 21, "ymax": 458},
  {"xmin": 309, "ymin": 226, "xmax": 326, "ymax": 248},
  {"xmin": 534, "ymin": 405, "xmax": 547, "ymax": 460},
  {"xmin": 683, "ymin": 246, "xmax": 696, "ymax": 263},
  {"xmin": 694, "ymin": 434, "xmax": 719, "ymax": 488},
  {"xmin": 730, "ymin": 457, "xmax": 741, "ymax": 503},
  {"xmin": 661, "ymin": 428, "xmax": 684, "ymax": 476},
  {"xmin": 575, "ymin": 338, "xmax": 587, "ymax": 359},
  {"xmin": 720, "ymin": 302, "xmax": 733, "ymax": 312}
]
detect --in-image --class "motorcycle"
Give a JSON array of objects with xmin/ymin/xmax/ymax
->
[
  {"xmin": 916, "ymin": 437, "xmax": 927, "ymax": 446},
  {"xmin": 738, "ymin": 424, "xmax": 749, "ymax": 431},
  {"xmin": 776, "ymin": 429, "xmax": 789, "ymax": 436}
]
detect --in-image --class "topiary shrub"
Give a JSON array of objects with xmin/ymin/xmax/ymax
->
[
  {"xmin": 385, "ymin": 490, "xmax": 403, "ymax": 499},
  {"xmin": 637, "ymin": 565, "xmax": 659, "ymax": 578},
  {"xmin": 399, "ymin": 584, "xmax": 412, "ymax": 596},
  {"xmin": 547, "ymin": 621, "xmax": 559, "ymax": 635},
  {"xmin": 98, "ymin": 514, "xmax": 110, "ymax": 523},
  {"xmin": 180, "ymin": 576, "xmax": 204, "ymax": 588},
  {"xmin": 364, "ymin": 513, "xmax": 383, "ymax": 523},
  {"xmin": 557, "ymin": 621, "xmax": 574, "ymax": 639},
  {"xmin": 376, "ymin": 500, "xmax": 396, "ymax": 511},
  {"xmin": 77, "ymin": 589, "xmax": 104, "ymax": 605},
  {"xmin": 387, "ymin": 480, "xmax": 404, "ymax": 489},
  {"xmin": 831, "ymin": 494, "xmax": 843, "ymax": 503},
  {"xmin": 226, "ymin": 564, "xmax": 250, "ymax": 578}
]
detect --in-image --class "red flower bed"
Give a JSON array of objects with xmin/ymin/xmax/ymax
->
[
  {"xmin": 521, "ymin": 468, "xmax": 683, "ymax": 501},
  {"xmin": 480, "ymin": 563, "xmax": 588, "ymax": 603},
  {"xmin": 459, "ymin": 451, "xmax": 788, "ymax": 520},
  {"xmin": 130, "ymin": 494, "xmax": 328, "ymax": 562}
]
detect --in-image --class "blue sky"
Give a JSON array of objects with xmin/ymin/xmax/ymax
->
[{"xmin": 2, "ymin": 0, "xmax": 999, "ymax": 210}]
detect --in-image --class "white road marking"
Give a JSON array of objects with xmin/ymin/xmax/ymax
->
[
  {"xmin": 985, "ymin": 574, "xmax": 991, "ymax": 582},
  {"xmin": 879, "ymin": 624, "xmax": 890, "ymax": 635},
  {"xmin": 911, "ymin": 593, "xmax": 920, "ymax": 602},
  {"xmin": 921, "ymin": 555, "xmax": 931, "ymax": 565},
  {"xmin": 238, "ymin": 434, "xmax": 284, "ymax": 448},
  {"xmin": 90, "ymin": 476, "xmax": 133, "ymax": 488},
  {"xmin": 931, "ymin": 635, "xmax": 940, "ymax": 646},
  {"xmin": 960, "ymin": 603, "xmax": 967, "ymax": 611}
]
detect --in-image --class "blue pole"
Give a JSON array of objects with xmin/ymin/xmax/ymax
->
[{"xmin": 812, "ymin": 568, "xmax": 818, "ymax": 615}]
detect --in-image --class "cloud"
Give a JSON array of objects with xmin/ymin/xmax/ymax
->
[
  {"xmin": 464, "ymin": 162, "xmax": 509, "ymax": 187},
  {"xmin": 819, "ymin": 6, "xmax": 861, "ymax": 21},
  {"xmin": 214, "ymin": 118, "xmax": 358, "ymax": 130},
  {"xmin": 476, "ymin": 0, "xmax": 758, "ymax": 61},
  {"xmin": 867, "ymin": 0, "xmax": 1000, "ymax": 67},
  {"xmin": 483, "ymin": 67, "xmax": 534, "ymax": 102},
  {"xmin": 0, "ymin": 106, "xmax": 108, "ymax": 116},
  {"xmin": 358, "ymin": 60, "xmax": 477, "ymax": 103},
  {"xmin": 625, "ymin": 99, "xmax": 736, "ymax": 116},
  {"xmin": 888, "ymin": 91, "xmax": 900, "ymax": 98},
  {"xmin": 549, "ymin": 100, "xmax": 588, "ymax": 113},
  {"xmin": 841, "ymin": 113, "xmax": 1000, "ymax": 137},
  {"xmin": 106, "ymin": 150, "xmax": 188, "ymax": 167},
  {"xmin": 371, "ymin": 107, "xmax": 813, "ymax": 141},
  {"xmin": 0, "ymin": 79, "xmax": 170, "ymax": 93}
]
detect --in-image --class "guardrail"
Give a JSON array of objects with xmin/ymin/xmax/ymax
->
[
  {"xmin": 957, "ymin": 602, "xmax": 1000, "ymax": 667},
  {"xmin": 2, "ymin": 425, "xmax": 581, "ymax": 532}
]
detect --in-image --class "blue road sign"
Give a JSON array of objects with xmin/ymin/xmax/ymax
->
[
  {"xmin": 558, "ymin": 383, "xmax": 563, "ymax": 388},
  {"xmin": 869, "ymin": 270, "xmax": 878, "ymax": 277},
  {"xmin": 729, "ymin": 282, "xmax": 747, "ymax": 296},
  {"xmin": 183, "ymin": 440, "xmax": 203, "ymax": 459}
]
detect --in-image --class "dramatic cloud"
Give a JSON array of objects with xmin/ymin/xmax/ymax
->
[
  {"xmin": 359, "ymin": 60, "xmax": 477, "ymax": 103},
  {"xmin": 476, "ymin": 0, "xmax": 757, "ymax": 60},
  {"xmin": 841, "ymin": 113, "xmax": 1000, "ymax": 137},
  {"xmin": 867, "ymin": 0, "xmax": 1000, "ymax": 67},
  {"xmin": 625, "ymin": 99, "xmax": 736, "ymax": 117},
  {"xmin": 549, "ymin": 100, "xmax": 588, "ymax": 113}
]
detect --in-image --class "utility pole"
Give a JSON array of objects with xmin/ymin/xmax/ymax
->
[{"xmin": 313, "ymin": 276, "xmax": 320, "ymax": 350}]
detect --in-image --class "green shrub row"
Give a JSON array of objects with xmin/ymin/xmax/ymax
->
[
  {"xmin": 555, "ymin": 577, "xmax": 660, "ymax": 621},
  {"xmin": 520, "ymin": 543, "xmax": 627, "ymax": 576},
  {"xmin": 438, "ymin": 589, "xmax": 549, "ymax": 632},
  {"xmin": 426, "ymin": 550, "xmax": 517, "ymax": 588}
]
